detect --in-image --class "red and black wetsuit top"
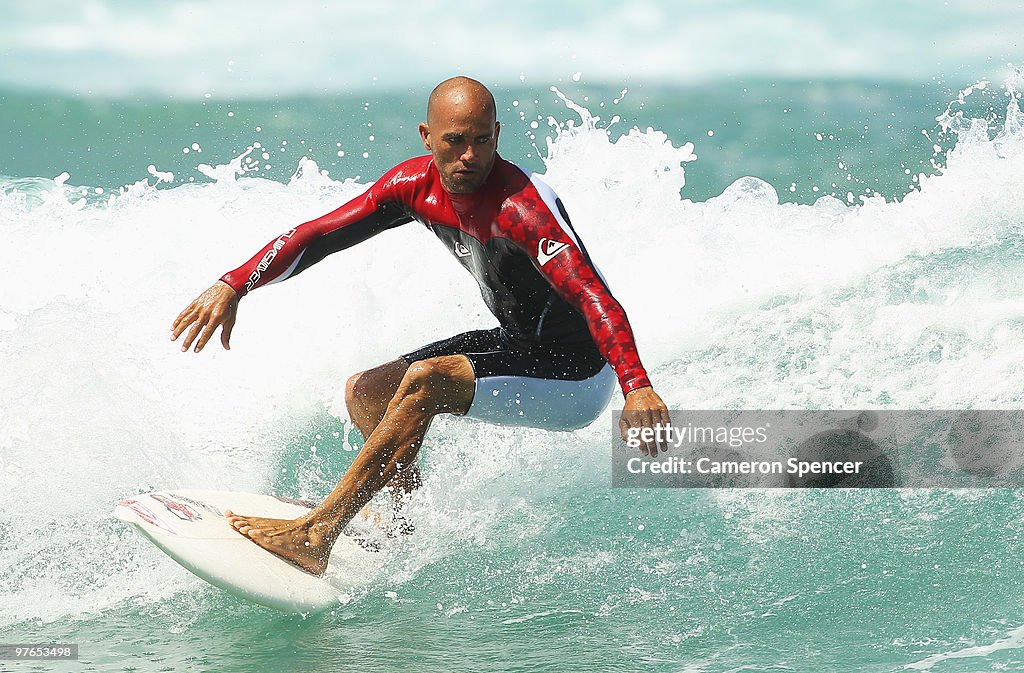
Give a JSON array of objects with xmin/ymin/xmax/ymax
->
[{"xmin": 220, "ymin": 155, "xmax": 651, "ymax": 396}]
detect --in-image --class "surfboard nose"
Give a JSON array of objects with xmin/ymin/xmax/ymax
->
[{"xmin": 114, "ymin": 489, "xmax": 377, "ymax": 613}]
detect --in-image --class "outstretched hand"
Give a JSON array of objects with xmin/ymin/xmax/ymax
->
[
  {"xmin": 619, "ymin": 386, "xmax": 671, "ymax": 457},
  {"xmin": 171, "ymin": 280, "xmax": 239, "ymax": 352}
]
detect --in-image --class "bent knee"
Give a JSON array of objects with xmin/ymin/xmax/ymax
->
[
  {"xmin": 403, "ymin": 356, "xmax": 471, "ymax": 386},
  {"xmin": 347, "ymin": 360, "xmax": 407, "ymax": 404},
  {"xmin": 345, "ymin": 372, "xmax": 364, "ymax": 407},
  {"xmin": 396, "ymin": 356, "xmax": 475, "ymax": 413},
  {"xmin": 401, "ymin": 359, "xmax": 444, "ymax": 393}
]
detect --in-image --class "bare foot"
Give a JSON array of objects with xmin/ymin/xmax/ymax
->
[{"xmin": 224, "ymin": 510, "xmax": 332, "ymax": 576}]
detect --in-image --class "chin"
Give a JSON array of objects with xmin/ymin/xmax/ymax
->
[{"xmin": 447, "ymin": 177, "xmax": 482, "ymax": 194}]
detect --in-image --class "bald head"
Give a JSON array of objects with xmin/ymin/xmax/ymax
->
[
  {"xmin": 419, "ymin": 77, "xmax": 501, "ymax": 194},
  {"xmin": 426, "ymin": 76, "xmax": 496, "ymax": 127}
]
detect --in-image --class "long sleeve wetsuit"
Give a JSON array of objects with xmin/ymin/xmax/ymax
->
[{"xmin": 220, "ymin": 154, "xmax": 651, "ymax": 397}]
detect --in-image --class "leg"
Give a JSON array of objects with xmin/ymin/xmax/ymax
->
[
  {"xmin": 345, "ymin": 359, "xmax": 422, "ymax": 504},
  {"xmin": 226, "ymin": 355, "xmax": 475, "ymax": 575},
  {"xmin": 344, "ymin": 359, "xmax": 408, "ymax": 438}
]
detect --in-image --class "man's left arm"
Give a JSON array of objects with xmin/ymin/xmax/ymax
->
[{"xmin": 507, "ymin": 191, "xmax": 671, "ymax": 455}]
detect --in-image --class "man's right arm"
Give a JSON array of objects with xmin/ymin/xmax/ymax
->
[
  {"xmin": 220, "ymin": 180, "xmax": 413, "ymax": 297},
  {"xmin": 171, "ymin": 161, "xmax": 420, "ymax": 352}
]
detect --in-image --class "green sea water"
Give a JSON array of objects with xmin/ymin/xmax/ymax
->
[{"xmin": 0, "ymin": 80, "xmax": 956, "ymax": 205}]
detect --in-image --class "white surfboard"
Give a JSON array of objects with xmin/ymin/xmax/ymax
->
[{"xmin": 115, "ymin": 489, "xmax": 378, "ymax": 613}]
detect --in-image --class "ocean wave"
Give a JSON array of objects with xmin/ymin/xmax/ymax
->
[{"xmin": 1, "ymin": 1, "xmax": 1021, "ymax": 97}]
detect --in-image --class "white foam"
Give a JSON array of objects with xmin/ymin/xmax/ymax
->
[{"xmin": 905, "ymin": 623, "xmax": 1024, "ymax": 670}]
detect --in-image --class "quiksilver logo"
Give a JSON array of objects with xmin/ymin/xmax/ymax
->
[
  {"xmin": 454, "ymin": 241, "xmax": 472, "ymax": 258},
  {"xmin": 537, "ymin": 238, "xmax": 569, "ymax": 266},
  {"xmin": 246, "ymin": 228, "xmax": 297, "ymax": 291}
]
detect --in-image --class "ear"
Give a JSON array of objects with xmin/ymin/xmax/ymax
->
[
  {"xmin": 494, "ymin": 120, "xmax": 501, "ymax": 146},
  {"xmin": 418, "ymin": 123, "xmax": 431, "ymax": 151}
]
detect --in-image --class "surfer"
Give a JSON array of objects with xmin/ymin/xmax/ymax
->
[{"xmin": 171, "ymin": 76, "xmax": 670, "ymax": 576}]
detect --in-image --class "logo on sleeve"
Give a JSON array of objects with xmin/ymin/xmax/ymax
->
[
  {"xmin": 454, "ymin": 241, "xmax": 472, "ymax": 257},
  {"xmin": 537, "ymin": 238, "xmax": 570, "ymax": 266}
]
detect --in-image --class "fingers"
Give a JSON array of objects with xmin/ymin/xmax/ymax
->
[
  {"xmin": 644, "ymin": 409, "xmax": 662, "ymax": 457},
  {"xmin": 181, "ymin": 322, "xmax": 203, "ymax": 352},
  {"xmin": 192, "ymin": 306, "xmax": 226, "ymax": 352},
  {"xmin": 171, "ymin": 305, "xmax": 198, "ymax": 340},
  {"xmin": 658, "ymin": 407, "xmax": 671, "ymax": 428},
  {"xmin": 171, "ymin": 283, "xmax": 239, "ymax": 352},
  {"xmin": 621, "ymin": 390, "xmax": 673, "ymax": 457},
  {"xmin": 193, "ymin": 324, "xmax": 216, "ymax": 352},
  {"xmin": 221, "ymin": 314, "xmax": 235, "ymax": 350},
  {"xmin": 174, "ymin": 310, "xmax": 215, "ymax": 352},
  {"xmin": 619, "ymin": 414, "xmax": 649, "ymax": 457},
  {"xmin": 647, "ymin": 410, "xmax": 662, "ymax": 457},
  {"xmin": 620, "ymin": 409, "xmax": 655, "ymax": 456},
  {"xmin": 654, "ymin": 409, "xmax": 672, "ymax": 455},
  {"xmin": 657, "ymin": 408, "xmax": 671, "ymax": 455}
]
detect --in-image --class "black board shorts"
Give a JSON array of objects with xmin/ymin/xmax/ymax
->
[{"xmin": 401, "ymin": 327, "xmax": 616, "ymax": 431}]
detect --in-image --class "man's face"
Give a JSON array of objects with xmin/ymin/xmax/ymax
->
[{"xmin": 420, "ymin": 99, "xmax": 500, "ymax": 194}]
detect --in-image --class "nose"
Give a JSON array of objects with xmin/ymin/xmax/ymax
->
[{"xmin": 460, "ymin": 143, "xmax": 477, "ymax": 164}]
